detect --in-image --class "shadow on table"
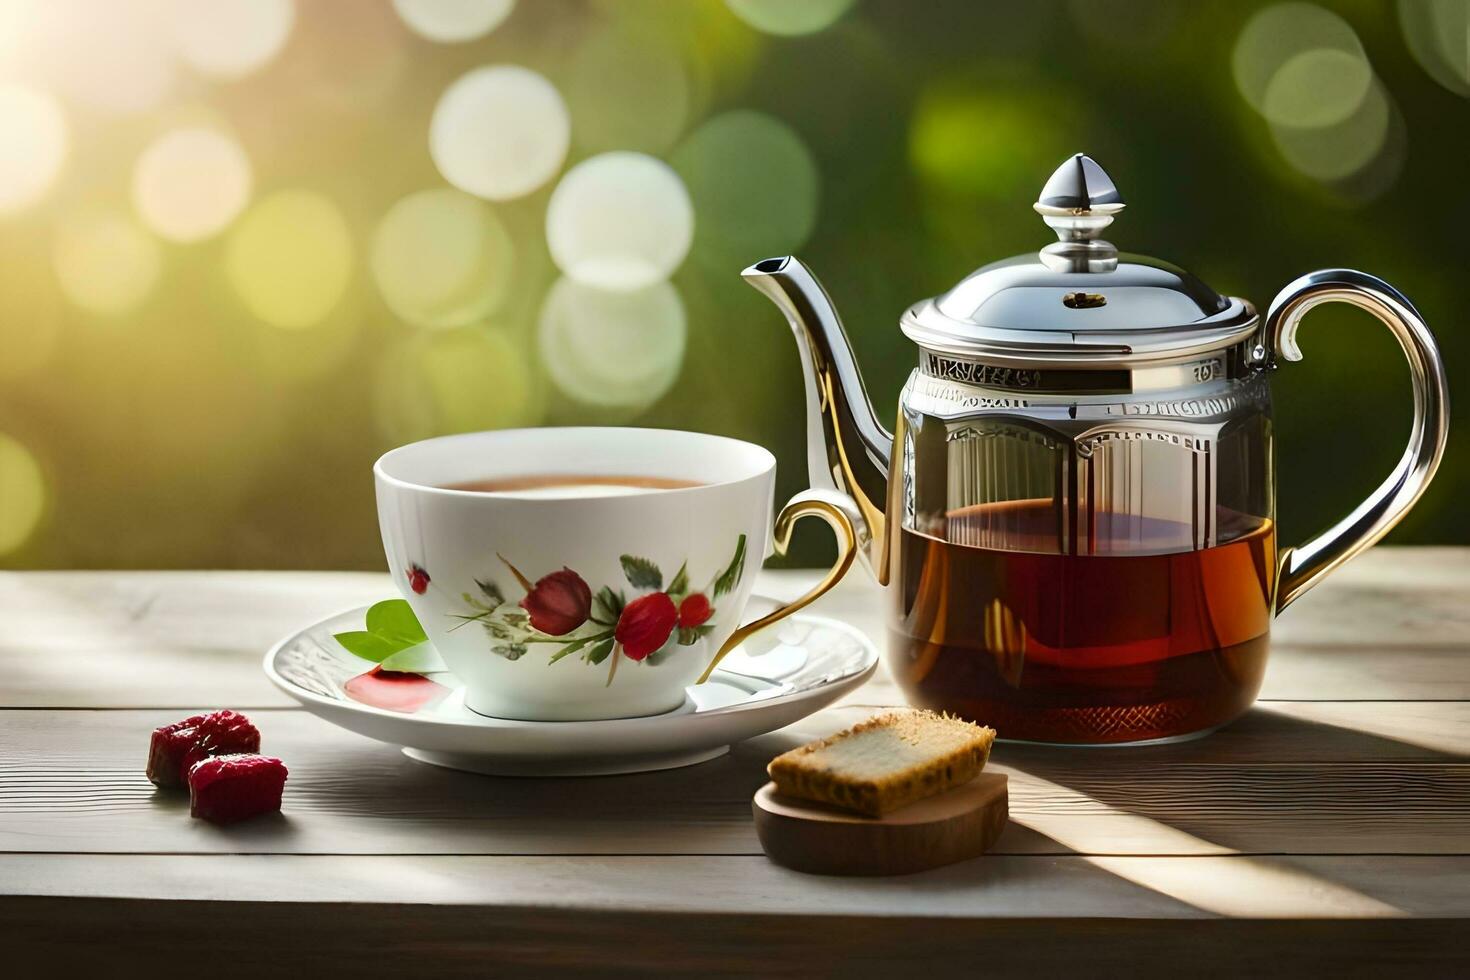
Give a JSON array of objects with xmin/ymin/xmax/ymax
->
[
  {"xmin": 993, "ymin": 703, "xmax": 1468, "ymax": 855},
  {"xmin": 985, "ymin": 703, "xmax": 1470, "ymax": 916}
]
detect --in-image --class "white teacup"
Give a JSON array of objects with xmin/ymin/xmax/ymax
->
[{"xmin": 375, "ymin": 428, "xmax": 856, "ymax": 721}]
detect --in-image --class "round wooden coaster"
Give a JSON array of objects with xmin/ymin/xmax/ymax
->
[{"xmin": 752, "ymin": 772, "xmax": 1008, "ymax": 876}]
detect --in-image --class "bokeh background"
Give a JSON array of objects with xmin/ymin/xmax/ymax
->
[{"xmin": 0, "ymin": 0, "xmax": 1464, "ymax": 570}]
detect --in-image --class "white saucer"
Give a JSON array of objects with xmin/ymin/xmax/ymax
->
[{"xmin": 264, "ymin": 598, "xmax": 878, "ymax": 776}]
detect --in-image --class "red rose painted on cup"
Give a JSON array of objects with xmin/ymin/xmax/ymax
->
[
  {"xmin": 615, "ymin": 592, "xmax": 678, "ymax": 660},
  {"xmin": 677, "ymin": 593, "xmax": 712, "ymax": 628},
  {"xmin": 519, "ymin": 568, "xmax": 592, "ymax": 636}
]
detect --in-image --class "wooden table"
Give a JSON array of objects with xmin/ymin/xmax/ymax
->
[{"xmin": 3, "ymin": 550, "xmax": 1468, "ymax": 977}]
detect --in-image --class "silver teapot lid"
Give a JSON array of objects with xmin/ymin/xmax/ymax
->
[{"xmin": 901, "ymin": 154, "xmax": 1258, "ymax": 368}]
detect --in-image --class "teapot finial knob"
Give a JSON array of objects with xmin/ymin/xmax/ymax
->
[{"xmin": 1034, "ymin": 153, "xmax": 1125, "ymax": 243}]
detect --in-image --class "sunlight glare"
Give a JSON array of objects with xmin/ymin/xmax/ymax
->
[
  {"xmin": 393, "ymin": 0, "xmax": 515, "ymax": 42},
  {"xmin": 133, "ymin": 127, "xmax": 253, "ymax": 243},
  {"xmin": 0, "ymin": 84, "xmax": 67, "ymax": 215},
  {"xmin": 430, "ymin": 65, "xmax": 570, "ymax": 201},
  {"xmin": 168, "ymin": 0, "xmax": 295, "ymax": 79},
  {"xmin": 545, "ymin": 152, "xmax": 693, "ymax": 291}
]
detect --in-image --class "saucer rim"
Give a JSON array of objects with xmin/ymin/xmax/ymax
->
[{"xmin": 262, "ymin": 597, "xmax": 878, "ymax": 733}]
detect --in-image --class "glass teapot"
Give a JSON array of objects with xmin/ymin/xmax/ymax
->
[{"xmin": 745, "ymin": 153, "xmax": 1449, "ymax": 745}]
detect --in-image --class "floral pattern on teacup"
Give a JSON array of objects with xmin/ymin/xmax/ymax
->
[{"xmin": 434, "ymin": 534, "xmax": 747, "ymax": 680}]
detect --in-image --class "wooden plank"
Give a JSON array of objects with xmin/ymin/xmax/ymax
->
[
  {"xmin": 0, "ymin": 571, "xmax": 388, "ymax": 708},
  {"xmin": 5, "ymin": 550, "xmax": 1468, "ymax": 709},
  {"xmin": 4, "ymin": 894, "xmax": 1463, "ymax": 979},
  {"xmin": 2, "ymin": 853, "xmax": 1466, "ymax": 918},
  {"xmin": 1272, "ymin": 546, "xmax": 1470, "ymax": 650},
  {"xmin": 2, "ymin": 854, "xmax": 1466, "ymax": 975},
  {"xmin": 3, "ymin": 704, "xmax": 1466, "ymax": 857}
]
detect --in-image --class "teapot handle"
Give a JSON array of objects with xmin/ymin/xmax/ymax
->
[{"xmin": 1261, "ymin": 270, "xmax": 1450, "ymax": 612}]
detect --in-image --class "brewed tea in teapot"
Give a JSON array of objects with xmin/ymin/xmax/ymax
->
[{"xmin": 746, "ymin": 153, "xmax": 1448, "ymax": 744}]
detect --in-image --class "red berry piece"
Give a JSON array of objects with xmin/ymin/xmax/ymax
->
[
  {"xmin": 188, "ymin": 754, "xmax": 288, "ymax": 825},
  {"xmin": 408, "ymin": 565, "xmax": 431, "ymax": 595},
  {"xmin": 677, "ymin": 593, "xmax": 712, "ymax": 629},
  {"xmin": 146, "ymin": 710, "xmax": 261, "ymax": 788},
  {"xmin": 615, "ymin": 592, "xmax": 678, "ymax": 660}
]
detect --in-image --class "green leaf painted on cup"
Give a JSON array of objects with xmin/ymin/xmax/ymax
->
[
  {"xmin": 547, "ymin": 629, "xmax": 615, "ymax": 664},
  {"xmin": 712, "ymin": 534, "xmax": 747, "ymax": 597},
  {"xmin": 644, "ymin": 635, "xmax": 680, "ymax": 666},
  {"xmin": 591, "ymin": 585, "xmax": 626, "ymax": 626},
  {"xmin": 676, "ymin": 624, "xmax": 716, "ymax": 646},
  {"xmin": 620, "ymin": 554, "xmax": 663, "ymax": 590},
  {"xmin": 667, "ymin": 561, "xmax": 689, "ymax": 598},
  {"xmin": 585, "ymin": 637, "xmax": 615, "ymax": 665}
]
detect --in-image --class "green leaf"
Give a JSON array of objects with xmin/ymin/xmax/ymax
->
[
  {"xmin": 379, "ymin": 643, "xmax": 447, "ymax": 673},
  {"xmin": 332, "ymin": 630, "xmax": 400, "ymax": 662},
  {"xmin": 365, "ymin": 599, "xmax": 427, "ymax": 646},
  {"xmin": 645, "ymin": 637, "xmax": 679, "ymax": 666},
  {"xmin": 476, "ymin": 579, "xmax": 505, "ymax": 606},
  {"xmin": 448, "ymin": 609, "xmax": 495, "ymax": 632},
  {"xmin": 493, "ymin": 642, "xmax": 527, "ymax": 661},
  {"xmin": 585, "ymin": 637, "xmax": 615, "ymax": 665},
  {"xmin": 712, "ymin": 534, "xmax": 747, "ymax": 597},
  {"xmin": 591, "ymin": 586, "xmax": 625, "ymax": 626},
  {"xmin": 547, "ymin": 629, "xmax": 614, "ymax": 664},
  {"xmin": 335, "ymin": 599, "xmax": 431, "ymax": 662},
  {"xmin": 620, "ymin": 554, "xmax": 662, "ymax": 590},
  {"xmin": 666, "ymin": 561, "xmax": 689, "ymax": 598},
  {"xmin": 676, "ymin": 624, "xmax": 716, "ymax": 646}
]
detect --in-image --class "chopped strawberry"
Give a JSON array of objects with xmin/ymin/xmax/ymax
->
[
  {"xmin": 146, "ymin": 710, "xmax": 261, "ymax": 788},
  {"xmin": 188, "ymin": 754, "xmax": 288, "ymax": 825}
]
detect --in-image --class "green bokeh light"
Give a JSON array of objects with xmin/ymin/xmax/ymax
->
[
  {"xmin": 566, "ymin": 22, "xmax": 690, "ymax": 155},
  {"xmin": 1398, "ymin": 0, "xmax": 1470, "ymax": 98},
  {"xmin": 909, "ymin": 81, "xmax": 1081, "ymax": 204},
  {"xmin": 1271, "ymin": 78, "xmax": 1392, "ymax": 181},
  {"xmin": 0, "ymin": 432, "xmax": 46, "ymax": 555},
  {"xmin": 374, "ymin": 326, "xmax": 543, "ymax": 444},
  {"xmin": 226, "ymin": 189, "xmax": 354, "ymax": 330},
  {"xmin": 672, "ymin": 110, "xmax": 819, "ymax": 270},
  {"xmin": 725, "ymin": 0, "xmax": 855, "ymax": 37},
  {"xmin": 1233, "ymin": 3, "xmax": 1365, "ymax": 114},
  {"xmin": 371, "ymin": 189, "xmax": 516, "ymax": 330},
  {"xmin": 538, "ymin": 276, "xmax": 686, "ymax": 416},
  {"xmin": 1263, "ymin": 47, "xmax": 1373, "ymax": 128}
]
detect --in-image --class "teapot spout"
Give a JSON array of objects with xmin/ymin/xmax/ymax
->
[{"xmin": 742, "ymin": 256, "xmax": 892, "ymax": 577}]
